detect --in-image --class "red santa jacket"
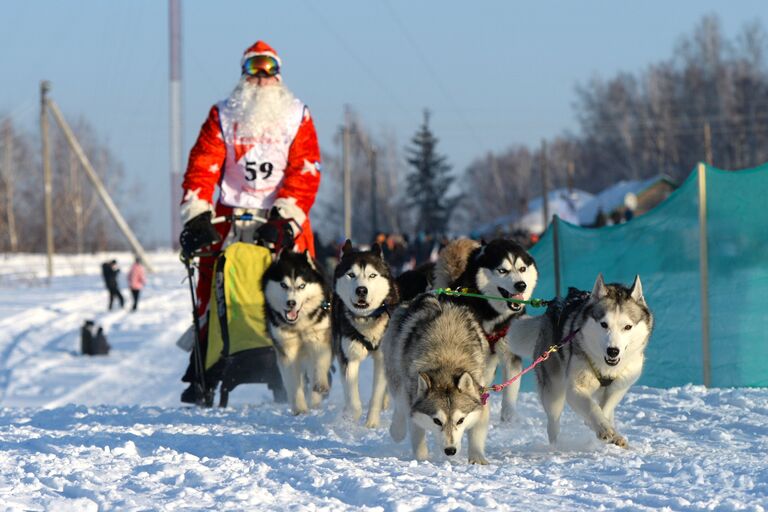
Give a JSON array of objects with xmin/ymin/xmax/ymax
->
[{"xmin": 180, "ymin": 99, "xmax": 321, "ymax": 255}]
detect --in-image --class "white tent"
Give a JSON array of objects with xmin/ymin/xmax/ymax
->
[{"xmin": 518, "ymin": 188, "xmax": 594, "ymax": 234}]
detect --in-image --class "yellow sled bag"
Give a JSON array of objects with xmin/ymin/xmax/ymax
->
[
  {"xmin": 203, "ymin": 242, "xmax": 287, "ymax": 407},
  {"xmin": 206, "ymin": 242, "xmax": 273, "ymax": 370}
]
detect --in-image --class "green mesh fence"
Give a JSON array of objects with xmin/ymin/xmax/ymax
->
[{"xmin": 529, "ymin": 163, "xmax": 768, "ymax": 388}]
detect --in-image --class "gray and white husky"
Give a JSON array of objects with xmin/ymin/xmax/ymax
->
[
  {"xmin": 332, "ymin": 240, "xmax": 399, "ymax": 427},
  {"xmin": 263, "ymin": 250, "xmax": 332, "ymax": 415},
  {"xmin": 383, "ymin": 293, "xmax": 491, "ymax": 464},
  {"xmin": 532, "ymin": 274, "xmax": 653, "ymax": 448},
  {"xmin": 433, "ymin": 238, "xmax": 539, "ymax": 421}
]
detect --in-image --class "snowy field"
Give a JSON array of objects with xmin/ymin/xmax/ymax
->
[{"xmin": 0, "ymin": 252, "xmax": 766, "ymax": 511}]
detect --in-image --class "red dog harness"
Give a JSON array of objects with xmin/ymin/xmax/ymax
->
[{"xmin": 485, "ymin": 324, "xmax": 510, "ymax": 354}]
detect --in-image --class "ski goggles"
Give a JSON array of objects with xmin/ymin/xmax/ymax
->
[{"xmin": 242, "ymin": 55, "xmax": 280, "ymax": 77}]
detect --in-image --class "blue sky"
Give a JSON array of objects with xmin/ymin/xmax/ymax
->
[{"xmin": 1, "ymin": 1, "xmax": 765, "ymax": 246}]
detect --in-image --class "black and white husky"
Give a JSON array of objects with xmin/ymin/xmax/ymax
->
[
  {"xmin": 532, "ymin": 274, "xmax": 653, "ymax": 448},
  {"xmin": 263, "ymin": 250, "xmax": 332, "ymax": 415},
  {"xmin": 433, "ymin": 238, "xmax": 539, "ymax": 421},
  {"xmin": 332, "ymin": 240, "xmax": 399, "ymax": 427}
]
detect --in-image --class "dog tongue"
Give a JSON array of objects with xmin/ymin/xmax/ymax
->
[{"xmin": 286, "ymin": 310, "xmax": 299, "ymax": 321}]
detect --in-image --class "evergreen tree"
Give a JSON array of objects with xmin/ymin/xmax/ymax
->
[{"xmin": 405, "ymin": 110, "xmax": 461, "ymax": 235}]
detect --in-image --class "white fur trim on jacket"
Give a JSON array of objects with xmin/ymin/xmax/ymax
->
[
  {"xmin": 273, "ymin": 197, "xmax": 306, "ymax": 234},
  {"xmin": 180, "ymin": 199, "xmax": 213, "ymax": 225}
]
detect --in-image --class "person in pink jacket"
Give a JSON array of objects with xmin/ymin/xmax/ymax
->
[{"xmin": 127, "ymin": 257, "xmax": 147, "ymax": 311}]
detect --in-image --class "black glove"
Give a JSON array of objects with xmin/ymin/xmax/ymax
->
[
  {"xmin": 256, "ymin": 208, "xmax": 295, "ymax": 253},
  {"xmin": 179, "ymin": 211, "xmax": 221, "ymax": 256}
]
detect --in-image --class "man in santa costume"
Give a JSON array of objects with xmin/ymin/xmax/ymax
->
[{"xmin": 178, "ymin": 40, "xmax": 321, "ymax": 403}]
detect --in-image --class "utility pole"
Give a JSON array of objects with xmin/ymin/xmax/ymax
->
[
  {"xmin": 489, "ymin": 153, "xmax": 504, "ymax": 204},
  {"xmin": 169, "ymin": 0, "xmax": 183, "ymax": 248},
  {"xmin": 47, "ymin": 96, "xmax": 154, "ymax": 271},
  {"xmin": 540, "ymin": 139, "xmax": 549, "ymax": 231},
  {"xmin": 342, "ymin": 108, "xmax": 352, "ymax": 241},
  {"xmin": 3, "ymin": 120, "xmax": 18, "ymax": 252},
  {"xmin": 370, "ymin": 147, "xmax": 378, "ymax": 237},
  {"xmin": 703, "ymin": 121, "xmax": 713, "ymax": 166},
  {"xmin": 351, "ymin": 120, "xmax": 378, "ymax": 239},
  {"xmin": 40, "ymin": 81, "xmax": 54, "ymax": 280},
  {"xmin": 384, "ymin": 142, "xmax": 401, "ymax": 234},
  {"xmin": 69, "ymin": 148, "xmax": 84, "ymax": 254}
]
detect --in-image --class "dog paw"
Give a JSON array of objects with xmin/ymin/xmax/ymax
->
[
  {"xmin": 365, "ymin": 409, "xmax": 381, "ymax": 428},
  {"xmin": 597, "ymin": 426, "xmax": 616, "ymax": 442},
  {"xmin": 611, "ymin": 433, "xmax": 628, "ymax": 448},
  {"xmin": 500, "ymin": 409, "xmax": 516, "ymax": 423},
  {"xmin": 597, "ymin": 427, "xmax": 627, "ymax": 448},
  {"xmin": 390, "ymin": 422, "xmax": 407, "ymax": 442},
  {"xmin": 292, "ymin": 405, "xmax": 309, "ymax": 415},
  {"xmin": 344, "ymin": 407, "xmax": 362, "ymax": 421},
  {"xmin": 468, "ymin": 454, "xmax": 489, "ymax": 465},
  {"xmin": 313, "ymin": 382, "xmax": 329, "ymax": 395}
]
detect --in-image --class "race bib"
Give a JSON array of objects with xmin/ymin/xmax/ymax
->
[{"xmin": 217, "ymin": 100, "xmax": 304, "ymax": 210}]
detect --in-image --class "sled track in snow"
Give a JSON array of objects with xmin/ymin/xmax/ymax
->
[{"xmin": 0, "ymin": 269, "xmax": 191, "ymax": 408}]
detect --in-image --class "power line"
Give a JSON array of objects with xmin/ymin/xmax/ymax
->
[
  {"xmin": 0, "ymin": 100, "xmax": 37, "ymax": 126},
  {"xmin": 300, "ymin": 0, "xmax": 409, "ymax": 116},
  {"xmin": 380, "ymin": 0, "xmax": 483, "ymax": 149}
]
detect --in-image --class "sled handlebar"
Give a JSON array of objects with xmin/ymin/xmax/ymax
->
[
  {"xmin": 181, "ymin": 212, "xmax": 294, "ymax": 260},
  {"xmin": 211, "ymin": 213, "xmax": 268, "ymax": 225}
]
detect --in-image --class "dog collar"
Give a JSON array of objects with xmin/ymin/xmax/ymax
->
[
  {"xmin": 586, "ymin": 356, "xmax": 614, "ymax": 387},
  {"xmin": 366, "ymin": 303, "xmax": 390, "ymax": 319}
]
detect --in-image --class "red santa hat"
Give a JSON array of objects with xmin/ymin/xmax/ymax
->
[{"xmin": 241, "ymin": 40, "xmax": 282, "ymax": 68}]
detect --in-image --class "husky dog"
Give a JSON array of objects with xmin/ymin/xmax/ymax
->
[
  {"xmin": 434, "ymin": 238, "xmax": 539, "ymax": 421},
  {"xmin": 534, "ymin": 274, "xmax": 653, "ymax": 448},
  {"xmin": 263, "ymin": 250, "xmax": 332, "ymax": 415},
  {"xmin": 332, "ymin": 240, "xmax": 399, "ymax": 427},
  {"xmin": 384, "ymin": 293, "xmax": 491, "ymax": 464}
]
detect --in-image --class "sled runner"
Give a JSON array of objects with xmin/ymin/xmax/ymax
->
[{"xmin": 182, "ymin": 213, "xmax": 286, "ymax": 407}]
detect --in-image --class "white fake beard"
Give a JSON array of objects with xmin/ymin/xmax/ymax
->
[{"xmin": 226, "ymin": 78, "xmax": 296, "ymax": 138}]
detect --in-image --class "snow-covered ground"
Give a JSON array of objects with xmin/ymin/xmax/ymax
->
[{"xmin": 0, "ymin": 252, "xmax": 766, "ymax": 511}]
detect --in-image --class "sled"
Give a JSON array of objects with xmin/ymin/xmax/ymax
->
[
  {"xmin": 206, "ymin": 241, "xmax": 285, "ymax": 407},
  {"xmin": 182, "ymin": 214, "xmax": 286, "ymax": 408}
]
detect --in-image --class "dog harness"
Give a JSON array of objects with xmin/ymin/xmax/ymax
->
[
  {"xmin": 344, "ymin": 304, "xmax": 390, "ymax": 353},
  {"xmin": 586, "ymin": 355, "xmax": 615, "ymax": 387},
  {"xmin": 484, "ymin": 323, "xmax": 510, "ymax": 354},
  {"xmin": 354, "ymin": 334, "xmax": 379, "ymax": 353}
]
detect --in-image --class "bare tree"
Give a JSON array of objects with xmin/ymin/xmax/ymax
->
[
  {"xmin": 314, "ymin": 108, "xmax": 409, "ymax": 245},
  {"xmin": 0, "ymin": 114, "xmax": 138, "ymax": 252}
]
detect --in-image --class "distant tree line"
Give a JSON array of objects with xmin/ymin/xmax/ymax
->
[
  {"xmin": 318, "ymin": 15, "xmax": 768, "ymax": 242},
  {"xmin": 0, "ymin": 116, "xmax": 138, "ymax": 253},
  {"xmin": 459, "ymin": 15, "xmax": 768, "ymax": 230}
]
